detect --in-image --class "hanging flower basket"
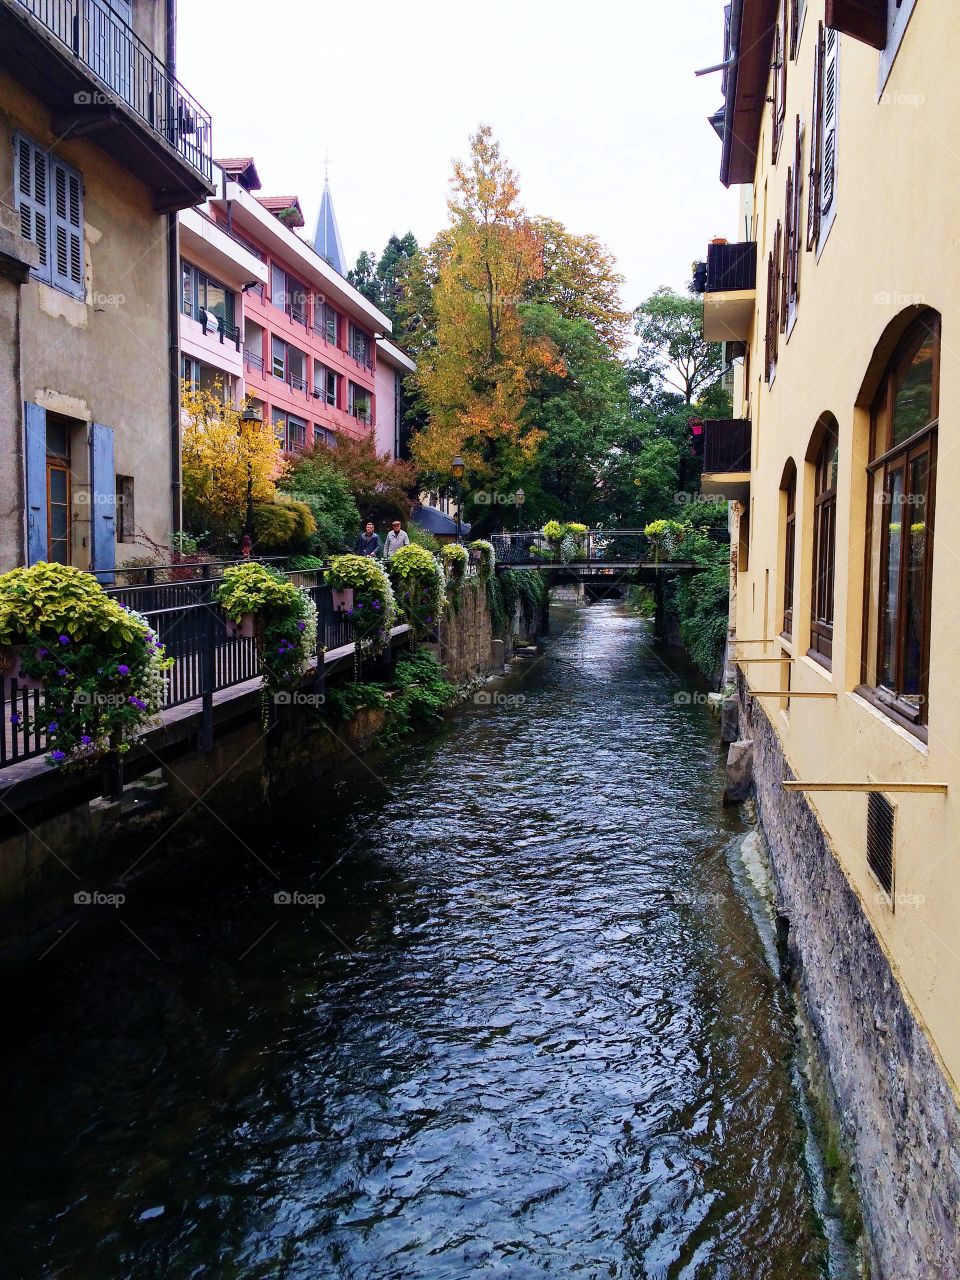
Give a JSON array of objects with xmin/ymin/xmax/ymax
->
[
  {"xmin": 225, "ymin": 613, "xmax": 257, "ymax": 640},
  {"xmin": 0, "ymin": 645, "xmax": 43, "ymax": 690},
  {"xmin": 332, "ymin": 587, "xmax": 355, "ymax": 613}
]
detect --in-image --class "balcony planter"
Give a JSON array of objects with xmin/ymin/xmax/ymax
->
[
  {"xmin": 225, "ymin": 613, "xmax": 257, "ymax": 640},
  {"xmin": 332, "ymin": 588, "xmax": 354, "ymax": 613}
]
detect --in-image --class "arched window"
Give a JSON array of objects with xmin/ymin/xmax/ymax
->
[
  {"xmin": 810, "ymin": 421, "xmax": 839, "ymax": 665},
  {"xmin": 862, "ymin": 313, "xmax": 939, "ymax": 729},
  {"xmin": 781, "ymin": 465, "xmax": 797, "ymax": 638}
]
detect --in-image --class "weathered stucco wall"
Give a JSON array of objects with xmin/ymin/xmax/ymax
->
[
  {"xmin": 739, "ymin": 682, "xmax": 960, "ymax": 1280},
  {"xmin": 0, "ymin": 71, "xmax": 174, "ymax": 568}
]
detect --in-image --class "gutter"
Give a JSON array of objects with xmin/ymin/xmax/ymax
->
[
  {"xmin": 720, "ymin": 0, "xmax": 745, "ymax": 188},
  {"xmin": 166, "ymin": 0, "xmax": 182, "ymax": 533}
]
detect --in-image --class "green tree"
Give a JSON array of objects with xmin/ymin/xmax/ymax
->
[
  {"xmin": 348, "ymin": 232, "xmax": 421, "ymax": 336},
  {"xmin": 632, "ymin": 286, "xmax": 725, "ymax": 405}
]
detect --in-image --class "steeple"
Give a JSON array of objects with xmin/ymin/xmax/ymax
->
[{"xmin": 313, "ymin": 161, "xmax": 346, "ymax": 276}]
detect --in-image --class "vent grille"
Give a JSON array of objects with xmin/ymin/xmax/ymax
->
[{"xmin": 867, "ymin": 792, "xmax": 895, "ymax": 898}]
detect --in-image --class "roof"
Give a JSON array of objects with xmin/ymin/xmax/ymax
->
[
  {"xmin": 313, "ymin": 179, "xmax": 346, "ymax": 276},
  {"xmin": 376, "ymin": 337, "xmax": 416, "ymax": 373},
  {"xmin": 718, "ymin": 0, "xmax": 777, "ymax": 187},
  {"xmin": 257, "ymin": 196, "xmax": 305, "ymax": 228},
  {"xmin": 411, "ymin": 505, "xmax": 472, "ymax": 537},
  {"xmin": 215, "ymin": 157, "xmax": 261, "ymax": 191}
]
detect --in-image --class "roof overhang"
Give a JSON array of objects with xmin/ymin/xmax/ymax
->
[
  {"xmin": 179, "ymin": 208, "xmax": 269, "ymax": 289},
  {"xmin": 376, "ymin": 338, "xmax": 416, "ymax": 373},
  {"xmin": 720, "ymin": 0, "xmax": 778, "ymax": 187},
  {"xmin": 211, "ymin": 181, "xmax": 392, "ymax": 333}
]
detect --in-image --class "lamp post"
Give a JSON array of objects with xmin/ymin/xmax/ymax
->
[
  {"xmin": 239, "ymin": 404, "xmax": 262, "ymax": 553},
  {"xmin": 451, "ymin": 454, "xmax": 465, "ymax": 544},
  {"xmin": 515, "ymin": 487, "xmax": 525, "ymax": 535}
]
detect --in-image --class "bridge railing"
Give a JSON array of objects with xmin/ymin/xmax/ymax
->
[{"xmin": 491, "ymin": 530, "xmax": 659, "ymax": 566}]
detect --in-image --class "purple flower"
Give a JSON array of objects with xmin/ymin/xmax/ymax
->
[
  {"xmin": 37, "ymin": 648, "xmax": 48, "ymax": 658},
  {"xmin": 58, "ymin": 634, "xmax": 70, "ymax": 645},
  {"xmin": 128, "ymin": 695, "xmax": 147, "ymax": 710},
  {"xmin": 48, "ymin": 722, "xmax": 58, "ymax": 732},
  {"xmin": 49, "ymin": 750, "xmax": 66, "ymax": 763},
  {"xmin": 57, "ymin": 668, "xmax": 68, "ymax": 677},
  {"xmin": 373, "ymin": 601, "xmax": 381, "ymax": 610},
  {"xmin": 297, "ymin": 621, "xmax": 305, "ymax": 631},
  {"xmin": 10, "ymin": 714, "xmax": 21, "ymax": 726},
  {"xmin": 80, "ymin": 735, "xmax": 92, "ymax": 745},
  {"xmin": 117, "ymin": 664, "xmax": 130, "ymax": 676}
]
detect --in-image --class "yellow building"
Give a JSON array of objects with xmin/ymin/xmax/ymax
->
[{"xmin": 699, "ymin": 0, "xmax": 960, "ymax": 1273}]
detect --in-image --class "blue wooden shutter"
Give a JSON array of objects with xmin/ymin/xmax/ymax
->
[
  {"xmin": 24, "ymin": 402, "xmax": 47, "ymax": 565},
  {"xmin": 51, "ymin": 158, "xmax": 84, "ymax": 298},
  {"xmin": 90, "ymin": 423, "xmax": 116, "ymax": 577},
  {"xmin": 13, "ymin": 135, "xmax": 49, "ymax": 282}
]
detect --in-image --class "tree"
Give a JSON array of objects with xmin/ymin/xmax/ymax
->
[
  {"xmin": 290, "ymin": 434, "xmax": 417, "ymax": 528},
  {"xmin": 632, "ymin": 286, "xmax": 725, "ymax": 405},
  {"xmin": 528, "ymin": 217, "xmax": 632, "ymax": 352},
  {"xmin": 348, "ymin": 233, "xmax": 421, "ymax": 336},
  {"xmin": 180, "ymin": 384, "xmax": 285, "ymax": 542},
  {"xmin": 409, "ymin": 126, "xmax": 559, "ymax": 493}
]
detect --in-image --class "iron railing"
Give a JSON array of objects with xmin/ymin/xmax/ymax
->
[
  {"xmin": 490, "ymin": 530, "xmax": 685, "ymax": 567},
  {"xmin": 10, "ymin": 0, "xmax": 213, "ymax": 183},
  {"xmin": 243, "ymin": 349, "xmax": 265, "ymax": 375},
  {"xmin": 0, "ymin": 570, "xmax": 355, "ymax": 768},
  {"xmin": 705, "ymin": 241, "xmax": 757, "ymax": 293},
  {"xmin": 701, "ymin": 419, "xmax": 752, "ymax": 473}
]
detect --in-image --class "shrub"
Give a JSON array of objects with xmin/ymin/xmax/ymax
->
[
  {"xmin": 386, "ymin": 544, "xmax": 445, "ymax": 639},
  {"xmin": 279, "ymin": 496, "xmax": 317, "ymax": 546},
  {"xmin": 469, "ymin": 539, "xmax": 496, "ymax": 584},
  {"xmin": 408, "ymin": 525, "xmax": 444, "ymax": 557},
  {"xmin": 0, "ymin": 562, "xmax": 171, "ymax": 766},
  {"xmin": 327, "ymin": 554, "xmax": 396, "ymax": 655},
  {"xmin": 281, "ymin": 453, "xmax": 361, "ymax": 557},
  {"xmin": 252, "ymin": 502, "xmax": 297, "ymax": 551},
  {"xmin": 441, "ymin": 543, "xmax": 469, "ymax": 581},
  {"xmin": 215, "ymin": 562, "xmax": 317, "ymax": 709},
  {"xmin": 287, "ymin": 555, "xmax": 326, "ymax": 572},
  {"xmin": 644, "ymin": 518, "xmax": 688, "ymax": 561}
]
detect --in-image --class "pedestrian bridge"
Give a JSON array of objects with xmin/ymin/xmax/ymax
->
[{"xmin": 490, "ymin": 530, "xmax": 703, "ymax": 577}]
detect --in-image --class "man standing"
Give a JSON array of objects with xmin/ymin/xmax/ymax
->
[
  {"xmin": 356, "ymin": 521, "xmax": 381, "ymax": 558},
  {"xmin": 384, "ymin": 519, "xmax": 410, "ymax": 561}
]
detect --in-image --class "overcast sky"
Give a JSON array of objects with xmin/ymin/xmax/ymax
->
[{"xmin": 177, "ymin": 0, "xmax": 737, "ymax": 324}]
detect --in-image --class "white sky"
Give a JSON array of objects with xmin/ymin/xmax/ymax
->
[{"xmin": 177, "ymin": 0, "xmax": 737, "ymax": 319}]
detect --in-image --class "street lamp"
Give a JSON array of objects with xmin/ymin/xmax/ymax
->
[
  {"xmin": 451, "ymin": 454, "xmax": 465, "ymax": 544},
  {"xmin": 239, "ymin": 404, "xmax": 262, "ymax": 553},
  {"xmin": 515, "ymin": 487, "xmax": 525, "ymax": 534}
]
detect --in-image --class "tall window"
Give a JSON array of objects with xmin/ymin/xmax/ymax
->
[
  {"xmin": 781, "ymin": 467, "xmax": 796, "ymax": 638},
  {"xmin": 350, "ymin": 325, "xmax": 372, "ymax": 368},
  {"xmin": 314, "ymin": 302, "xmax": 339, "ymax": 346},
  {"xmin": 810, "ymin": 422, "xmax": 839, "ymax": 665},
  {"xmin": 181, "ymin": 261, "xmax": 235, "ymax": 335},
  {"xmin": 14, "ymin": 134, "xmax": 85, "ymax": 299},
  {"xmin": 314, "ymin": 363, "xmax": 338, "ymax": 407},
  {"xmin": 771, "ymin": 1, "xmax": 788, "ymax": 161},
  {"xmin": 862, "ymin": 314, "xmax": 939, "ymax": 729}
]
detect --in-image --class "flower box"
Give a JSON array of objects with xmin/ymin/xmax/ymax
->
[
  {"xmin": 0, "ymin": 645, "xmax": 43, "ymax": 691},
  {"xmin": 332, "ymin": 588, "xmax": 354, "ymax": 613},
  {"xmin": 226, "ymin": 613, "xmax": 257, "ymax": 640}
]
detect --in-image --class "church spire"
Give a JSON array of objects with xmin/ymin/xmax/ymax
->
[{"xmin": 313, "ymin": 157, "xmax": 346, "ymax": 276}]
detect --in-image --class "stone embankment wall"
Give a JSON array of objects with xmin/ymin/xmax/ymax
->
[{"xmin": 734, "ymin": 682, "xmax": 960, "ymax": 1280}]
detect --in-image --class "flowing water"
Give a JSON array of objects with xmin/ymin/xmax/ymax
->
[{"xmin": 0, "ymin": 604, "xmax": 843, "ymax": 1279}]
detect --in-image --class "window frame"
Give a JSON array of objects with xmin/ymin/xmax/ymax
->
[
  {"xmin": 13, "ymin": 133, "xmax": 85, "ymax": 300},
  {"xmin": 860, "ymin": 316, "xmax": 939, "ymax": 733},
  {"xmin": 809, "ymin": 424, "xmax": 839, "ymax": 667},
  {"xmin": 781, "ymin": 467, "xmax": 797, "ymax": 639}
]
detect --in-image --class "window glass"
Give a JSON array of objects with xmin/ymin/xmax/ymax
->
[
  {"xmin": 879, "ymin": 466, "xmax": 904, "ymax": 689},
  {"xmin": 891, "ymin": 337, "xmax": 935, "ymax": 446}
]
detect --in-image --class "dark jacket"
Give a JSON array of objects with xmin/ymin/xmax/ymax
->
[{"xmin": 356, "ymin": 531, "xmax": 381, "ymax": 557}]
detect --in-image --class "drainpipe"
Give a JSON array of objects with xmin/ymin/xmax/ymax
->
[{"xmin": 166, "ymin": 0, "xmax": 182, "ymax": 534}]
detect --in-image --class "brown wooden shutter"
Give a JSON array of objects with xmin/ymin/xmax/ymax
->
[
  {"xmin": 782, "ymin": 171, "xmax": 793, "ymax": 332},
  {"xmin": 821, "ymin": 28, "xmax": 839, "ymax": 215},
  {"xmin": 789, "ymin": 0, "xmax": 801, "ymax": 58},
  {"xmin": 825, "ymin": 0, "xmax": 886, "ymax": 49},
  {"xmin": 774, "ymin": 221, "xmax": 783, "ymax": 351},
  {"xmin": 765, "ymin": 252, "xmax": 775, "ymax": 381},
  {"xmin": 791, "ymin": 117, "xmax": 804, "ymax": 302},
  {"xmin": 806, "ymin": 23, "xmax": 825, "ymax": 251}
]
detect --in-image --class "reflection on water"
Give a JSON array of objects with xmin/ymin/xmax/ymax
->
[{"xmin": 0, "ymin": 605, "xmax": 835, "ymax": 1278}]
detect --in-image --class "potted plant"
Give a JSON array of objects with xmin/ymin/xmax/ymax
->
[
  {"xmin": 468, "ymin": 539, "xmax": 496, "ymax": 584},
  {"xmin": 332, "ymin": 586, "xmax": 354, "ymax": 613},
  {"xmin": 386, "ymin": 544, "xmax": 445, "ymax": 640},
  {"xmin": 0, "ymin": 562, "xmax": 172, "ymax": 767},
  {"xmin": 326, "ymin": 554, "xmax": 396, "ymax": 661}
]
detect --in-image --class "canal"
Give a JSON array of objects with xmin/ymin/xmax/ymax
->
[{"xmin": 0, "ymin": 603, "xmax": 843, "ymax": 1278}]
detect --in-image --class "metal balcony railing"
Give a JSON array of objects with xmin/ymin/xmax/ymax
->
[
  {"xmin": 705, "ymin": 241, "xmax": 757, "ymax": 293},
  {"xmin": 702, "ymin": 419, "xmax": 752, "ymax": 473},
  {"xmin": 10, "ymin": 0, "xmax": 213, "ymax": 183},
  {"xmin": 243, "ymin": 349, "xmax": 265, "ymax": 375}
]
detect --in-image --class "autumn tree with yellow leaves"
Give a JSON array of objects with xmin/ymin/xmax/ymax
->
[
  {"xmin": 180, "ymin": 383, "xmax": 286, "ymax": 541},
  {"xmin": 410, "ymin": 126, "xmax": 563, "ymax": 491}
]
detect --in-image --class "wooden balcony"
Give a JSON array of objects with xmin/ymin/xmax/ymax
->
[
  {"xmin": 700, "ymin": 418, "xmax": 751, "ymax": 502},
  {"xmin": 702, "ymin": 241, "xmax": 756, "ymax": 343}
]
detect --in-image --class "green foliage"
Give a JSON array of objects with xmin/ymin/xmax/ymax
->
[
  {"xmin": 323, "ymin": 649, "xmax": 454, "ymax": 747},
  {"xmin": 469, "ymin": 539, "xmax": 495, "ymax": 583},
  {"xmin": 347, "ymin": 232, "xmax": 421, "ymax": 335},
  {"xmin": 287, "ymin": 554, "xmax": 326, "ymax": 571},
  {"xmin": 0, "ymin": 562, "xmax": 171, "ymax": 766},
  {"xmin": 499, "ymin": 568, "xmax": 548, "ymax": 632},
  {"xmin": 216, "ymin": 562, "xmax": 301, "ymax": 619},
  {"xmin": 327, "ymin": 554, "xmax": 397, "ymax": 654},
  {"xmin": 252, "ymin": 502, "xmax": 297, "ymax": 551},
  {"xmin": 666, "ymin": 525, "xmax": 730, "ymax": 680},
  {"xmin": 324, "ymin": 680, "xmax": 388, "ymax": 721},
  {"xmin": 632, "ymin": 286, "xmax": 725, "ymax": 405},
  {"xmin": 644, "ymin": 518, "xmax": 688, "ymax": 560},
  {"xmin": 216, "ymin": 564, "xmax": 317, "ymax": 709},
  {"xmin": 408, "ymin": 525, "xmax": 443, "ymax": 556},
  {"xmin": 386, "ymin": 544, "xmax": 445, "ymax": 638},
  {"xmin": 282, "ymin": 452, "xmax": 362, "ymax": 557},
  {"xmin": 441, "ymin": 543, "xmax": 468, "ymax": 580}
]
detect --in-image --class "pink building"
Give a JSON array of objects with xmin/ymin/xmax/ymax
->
[
  {"xmin": 375, "ymin": 338, "xmax": 416, "ymax": 460},
  {"xmin": 201, "ymin": 158, "xmax": 394, "ymax": 453}
]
